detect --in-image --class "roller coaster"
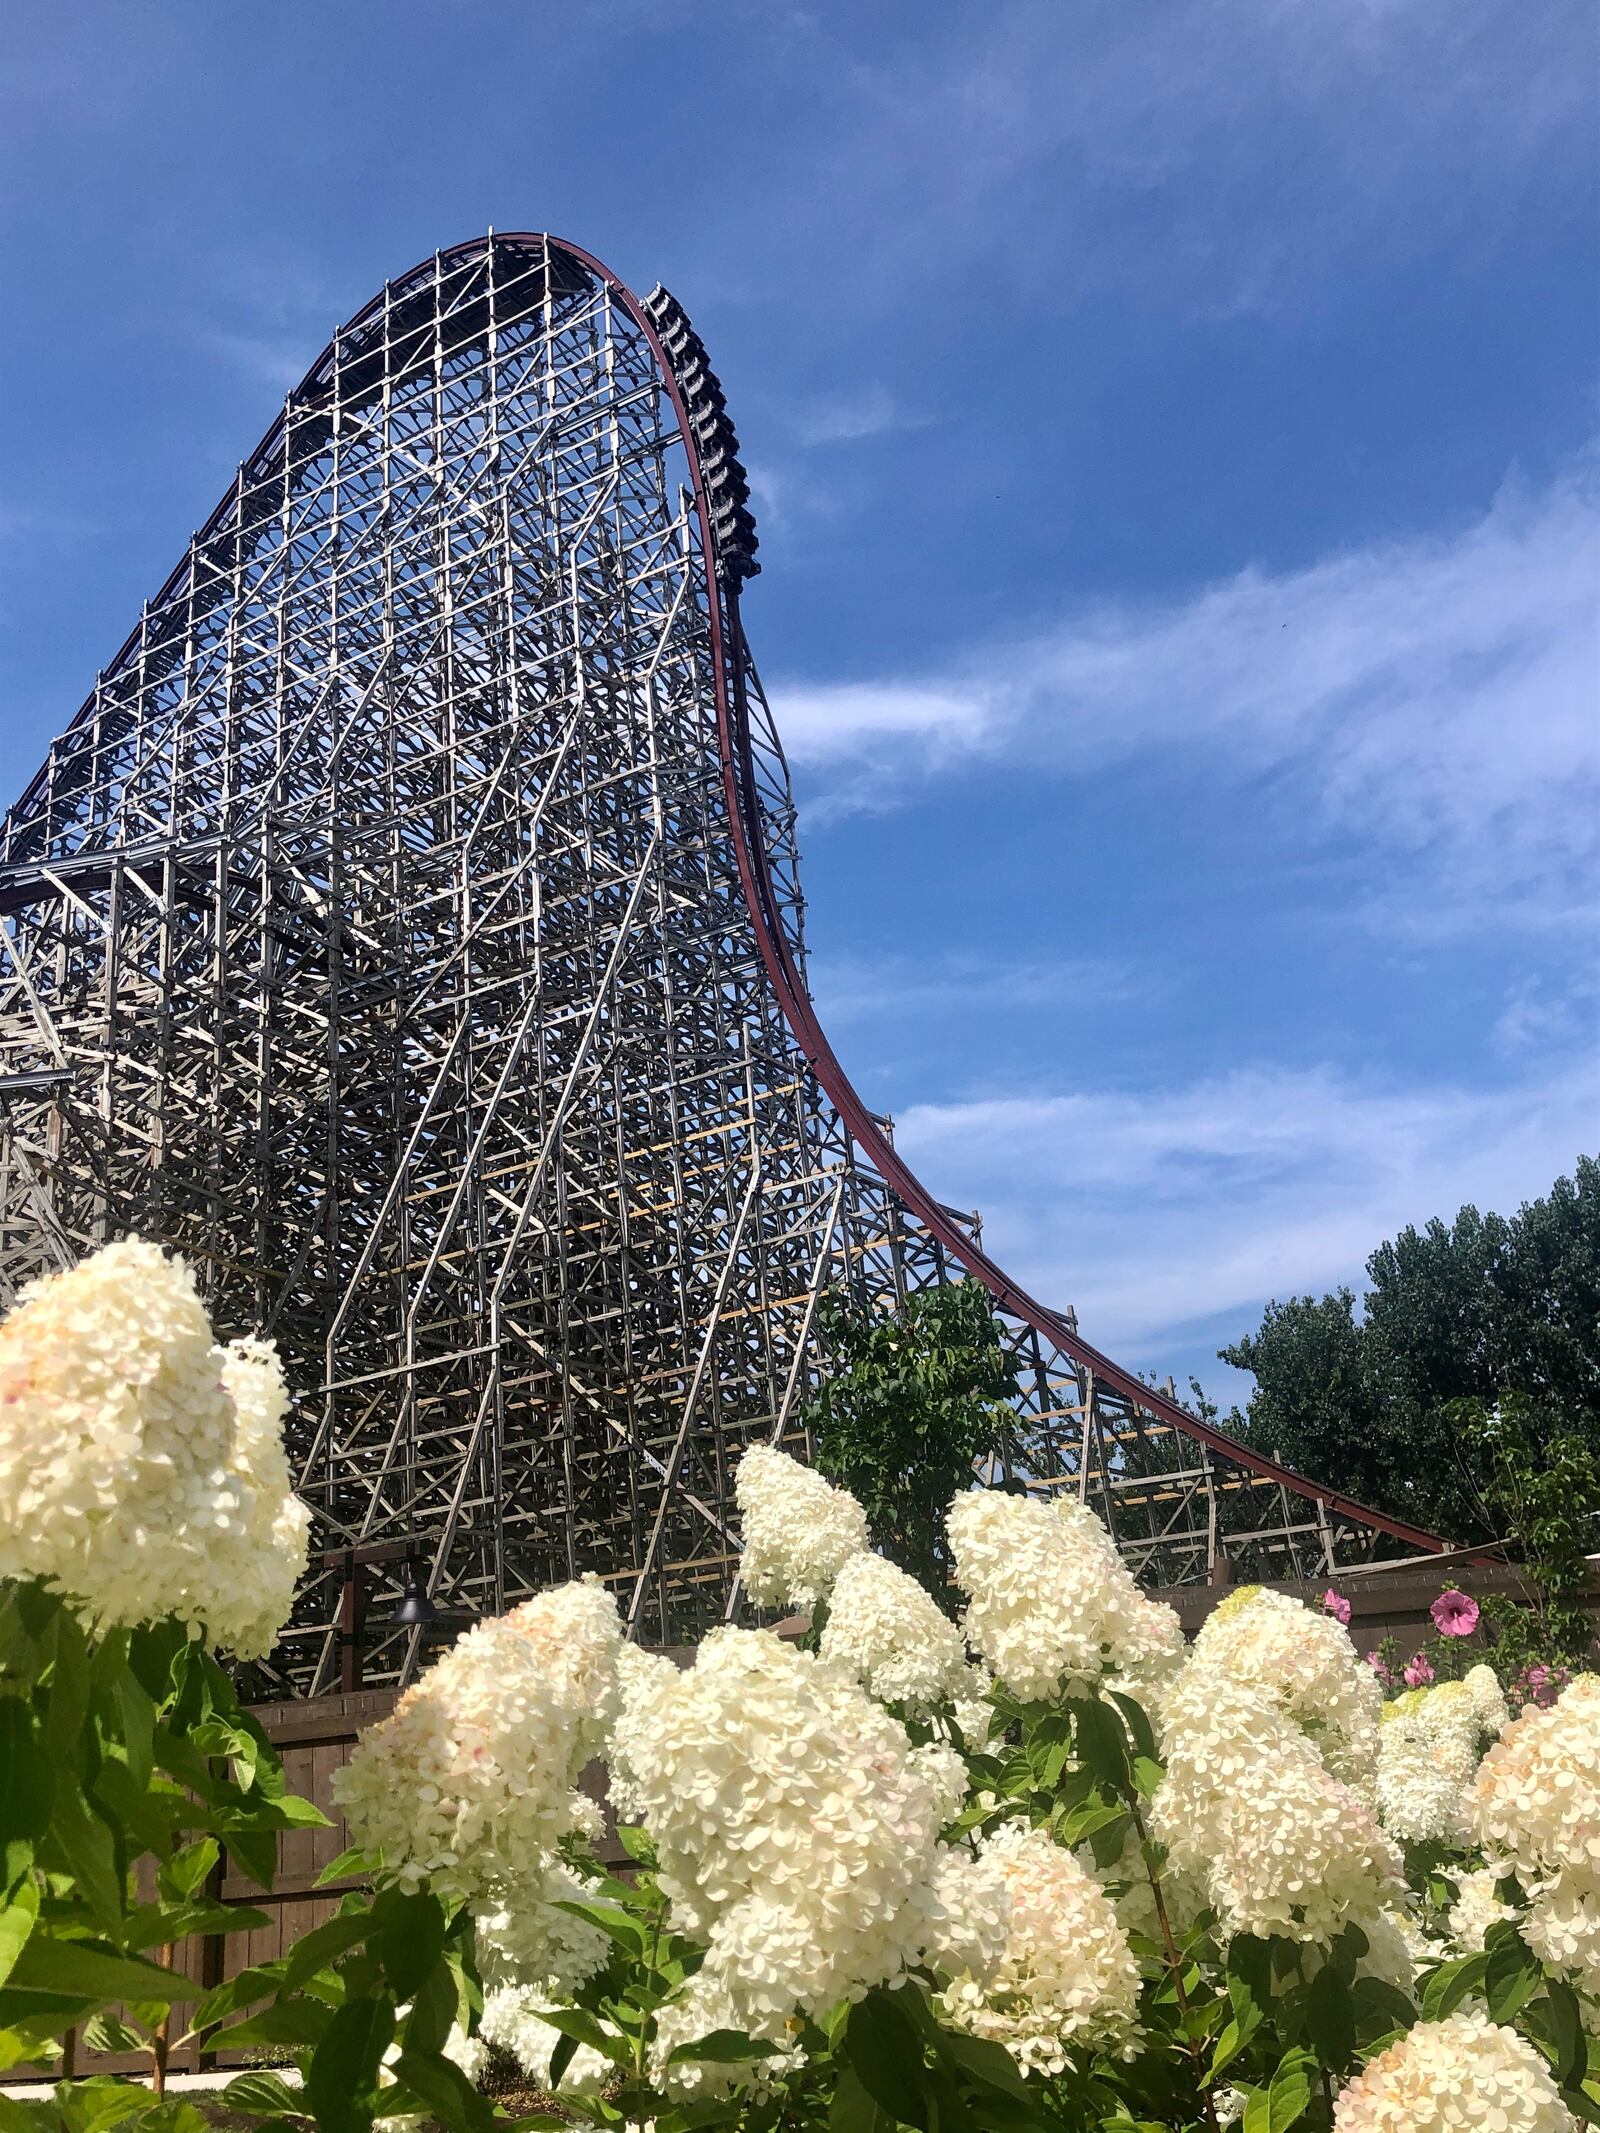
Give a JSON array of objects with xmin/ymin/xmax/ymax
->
[{"xmin": 0, "ymin": 235, "xmax": 1443, "ymax": 1694}]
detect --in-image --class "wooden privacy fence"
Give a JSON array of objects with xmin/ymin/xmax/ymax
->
[
  {"xmin": 224, "ymin": 1689, "xmax": 403, "ymax": 1988},
  {"xmin": 45, "ymin": 1690, "xmax": 401, "ymax": 2081}
]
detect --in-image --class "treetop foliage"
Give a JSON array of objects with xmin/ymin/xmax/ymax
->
[
  {"xmin": 1220, "ymin": 1155, "xmax": 1600, "ymax": 1544},
  {"xmin": 808, "ymin": 1280, "xmax": 1019, "ymax": 1607}
]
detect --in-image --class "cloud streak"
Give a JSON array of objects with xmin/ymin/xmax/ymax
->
[
  {"xmin": 774, "ymin": 456, "xmax": 1600, "ymax": 920},
  {"xmin": 748, "ymin": 0, "xmax": 1597, "ymax": 319},
  {"xmin": 891, "ymin": 1052, "xmax": 1600, "ymax": 1365},
  {"xmin": 790, "ymin": 385, "xmax": 918, "ymax": 448},
  {"xmin": 808, "ymin": 949, "xmax": 1147, "ymax": 1029}
]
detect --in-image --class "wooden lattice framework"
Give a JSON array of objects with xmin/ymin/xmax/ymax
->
[{"xmin": 0, "ymin": 236, "xmax": 1442, "ymax": 1694}]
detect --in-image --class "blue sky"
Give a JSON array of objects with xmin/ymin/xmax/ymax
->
[{"xmin": 3, "ymin": 0, "xmax": 1596, "ymax": 1406}]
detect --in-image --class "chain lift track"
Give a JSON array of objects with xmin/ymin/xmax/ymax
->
[{"xmin": 0, "ymin": 236, "xmax": 1445, "ymax": 1693}]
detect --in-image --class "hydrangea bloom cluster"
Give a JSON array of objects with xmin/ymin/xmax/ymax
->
[
  {"xmin": 1331, "ymin": 2011, "xmax": 1575, "ymax": 2133},
  {"xmin": 478, "ymin": 1986, "xmax": 609, "ymax": 2099},
  {"xmin": 1446, "ymin": 1866, "xmax": 1517, "ymax": 1952},
  {"xmin": 333, "ymin": 1577, "xmax": 624, "ymax": 1903},
  {"xmin": 734, "ymin": 1445, "xmax": 869, "ymax": 1611},
  {"xmin": 818, "ymin": 1550, "xmax": 972, "ymax": 1713},
  {"xmin": 1467, "ymin": 1673, "xmax": 1600, "ymax": 1994},
  {"xmin": 608, "ymin": 1624, "xmax": 985, "ymax": 2053},
  {"xmin": 215, "ymin": 1337, "xmax": 311, "ymax": 1656},
  {"xmin": 949, "ymin": 1664, "xmax": 999, "ymax": 1748},
  {"xmin": 1463, "ymin": 1661, "xmax": 1513, "ymax": 1733},
  {"xmin": 1520, "ymin": 1877, "xmax": 1600, "ymax": 1999},
  {"xmin": 1152, "ymin": 1671, "xmax": 1402, "ymax": 1943},
  {"xmin": 377, "ymin": 2023, "xmax": 485, "ymax": 2124},
  {"xmin": 940, "ymin": 1823, "xmax": 1140, "ymax": 2073},
  {"xmin": 472, "ymin": 1854, "xmax": 611, "ymax": 2001},
  {"xmin": 1375, "ymin": 1698, "xmax": 1482, "ymax": 1845},
  {"xmin": 1349, "ymin": 1907, "xmax": 1424, "ymax": 1994},
  {"xmin": 0, "ymin": 1239, "xmax": 308, "ymax": 1656},
  {"xmin": 1187, "ymin": 1586, "xmax": 1381, "ymax": 1785},
  {"xmin": 946, "ymin": 1488, "xmax": 1183, "ymax": 1698},
  {"xmin": 1373, "ymin": 1668, "xmax": 1509, "ymax": 1844},
  {"xmin": 1467, "ymin": 1674, "xmax": 1599, "ymax": 1883}
]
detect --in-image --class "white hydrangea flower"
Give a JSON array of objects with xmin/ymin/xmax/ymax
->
[
  {"xmin": 1447, "ymin": 1866, "xmax": 1517, "ymax": 1953},
  {"xmin": 939, "ymin": 1824, "xmax": 1141, "ymax": 2074},
  {"xmin": 608, "ymin": 1625, "xmax": 971, "ymax": 2044},
  {"xmin": 1297, "ymin": 1906, "xmax": 1419, "ymax": 1997},
  {"xmin": 479, "ymin": 1985, "xmax": 609, "ymax": 2097},
  {"xmin": 472, "ymin": 1856, "xmax": 612, "ymax": 2000},
  {"xmin": 1462, "ymin": 1677, "xmax": 1600, "ymax": 1997},
  {"xmin": 1353, "ymin": 1908, "xmax": 1420, "ymax": 1994},
  {"xmin": 377, "ymin": 2022, "xmax": 484, "ymax": 2126},
  {"xmin": 1523, "ymin": 1877, "xmax": 1600, "ymax": 1998},
  {"xmin": 0, "ymin": 1239, "xmax": 308, "ymax": 1656},
  {"xmin": 215, "ymin": 1337, "xmax": 312, "ymax": 1656},
  {"xmin": 608, "ymin": 1641, "xmax": 679, "ymax": 1824},
  {"xmin": 819, "ymin": 1551, "xmax": 972, "ymax": 1713},
  {"xmin": 1152, "ymin": 1670, "xmax": 1402, "ymax": 1944},
  {"xmin": 334, "ymin": 1577, "xmax": 624, "ymax": 1903},
  {"xmin": 919, "ymin": 1842, "xmax": 1011, "ymax": 1983},
  {"xmin": 1188, "ymin": 1586, "xmax": 1381, "ymax": 1785},
  {"xmin": 651, "ymin": 1955, "xmax": 805, "ymax": 2100},
  {"xmin": 1467, "ymin": 1673, "xmax": 1600, "ymax": 1886},
  {"xmin": 1389, "ymin": 1903, "xmax": 1448, "ymax": 1973},
  {"xmin": 1375, "ymin": 1694, "xmax": 1484, "ymax": 1846},
  {"xmin": 946, "ymin": 1488, "xmax": 1183, "ymax": 1698},
  {"xmin": 735, "ymin": 1446, "xmax": 869, "ymax": 1611},
  {"xmin": 948, "ymin": 1663, "xmax": 999, "ymax": 1747},
  {"xmin": 912, "ymin": 1739, "xmax": 972, "ymax": 1828},
  {"xmin": 1332, "ymin": 2011, "xmax": 1575, "ymax": 2133},
  {"xmin": 1464, "ymin": 1661, "xmax": 1511, "ymax": 1736}
]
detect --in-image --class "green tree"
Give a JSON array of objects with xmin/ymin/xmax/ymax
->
[
  {"xmin": 1219, "ymin": 1156, "xmax": 1600, "ymax": 1541},
  {"xmin": 807, "ymin": 1281, "xmax": 1018, "ymax": 1607},
  {"xmin": 1218, "ymin": 1286, "xmax": 1402, "ymax": 1505},
  {"xmin": 1471, "ymin": 1392, "xmax": 1600, "ymax": 1675}
]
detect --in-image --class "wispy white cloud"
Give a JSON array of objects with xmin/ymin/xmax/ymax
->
[
  {"xmin": 196, "ymin": 245, "xmax": 354, "ymax": 394},
  {"xmin": 777, "ymin": 679, "xmax": 988, "ymax": 771},
  {"xmin": 199, "ymin": 329, "xmax": 314, "ymax": 392},
  {"xmin": 790, "ymin": 385, "xmax": 923, "ymax": 447},
  {"xmin": 891, "ymin": 1051, "xmax": 1600, "ymax": 1361},
  {"xmin": 749, "ymin": 0, "xmax": 1596, "ymax": 318},
  {"xmin": 1492, "ymin": 971, "xmax": 1600, "ymax": 1061},
  {"xmin": 773, "ymin": 455, "xmax": 1600, "ymax": 921},
  {"xmin": 808, "ymin": 949, "xmax": 1146, "ymax": 1028}
]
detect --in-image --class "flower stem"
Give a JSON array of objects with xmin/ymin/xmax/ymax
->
[
  {"xmin": 1126, "ymin": 1795, "xmax": 1219, "ymax": 2133},
  {"xmin": 151, "ymin": 1946, "xmax": 175, "ymax": 2098}
]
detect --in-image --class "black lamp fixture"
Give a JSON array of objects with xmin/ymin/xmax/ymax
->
[
  {"xmin": 390, "ymin": 1576, "xmax": 477, "ymax": 1635},
  {"xmin": 391, "ymin": 1580, "xmax": 441, "ymax": 1629}
]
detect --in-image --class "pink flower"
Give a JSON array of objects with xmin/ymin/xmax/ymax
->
[
  {"xmin": 1322, "ymin": 1588, "xmax": 1352, "ymax": 1625},
  {"xmin": 1430, "ymin": 1589, "xmax": 1480, "ymax": 1638},
  {"xmin": 1403, "ymin": 1654, "xmax": 1435, "ymax": 1688},
  {"xmin": 1515, "ymin": 1666, "xmax": 1561, "ymax": 1709}
]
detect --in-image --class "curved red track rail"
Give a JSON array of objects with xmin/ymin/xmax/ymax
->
[{"xmin": 25, "ymin": 233, "xmax": 1452, "ymax": 1560}]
